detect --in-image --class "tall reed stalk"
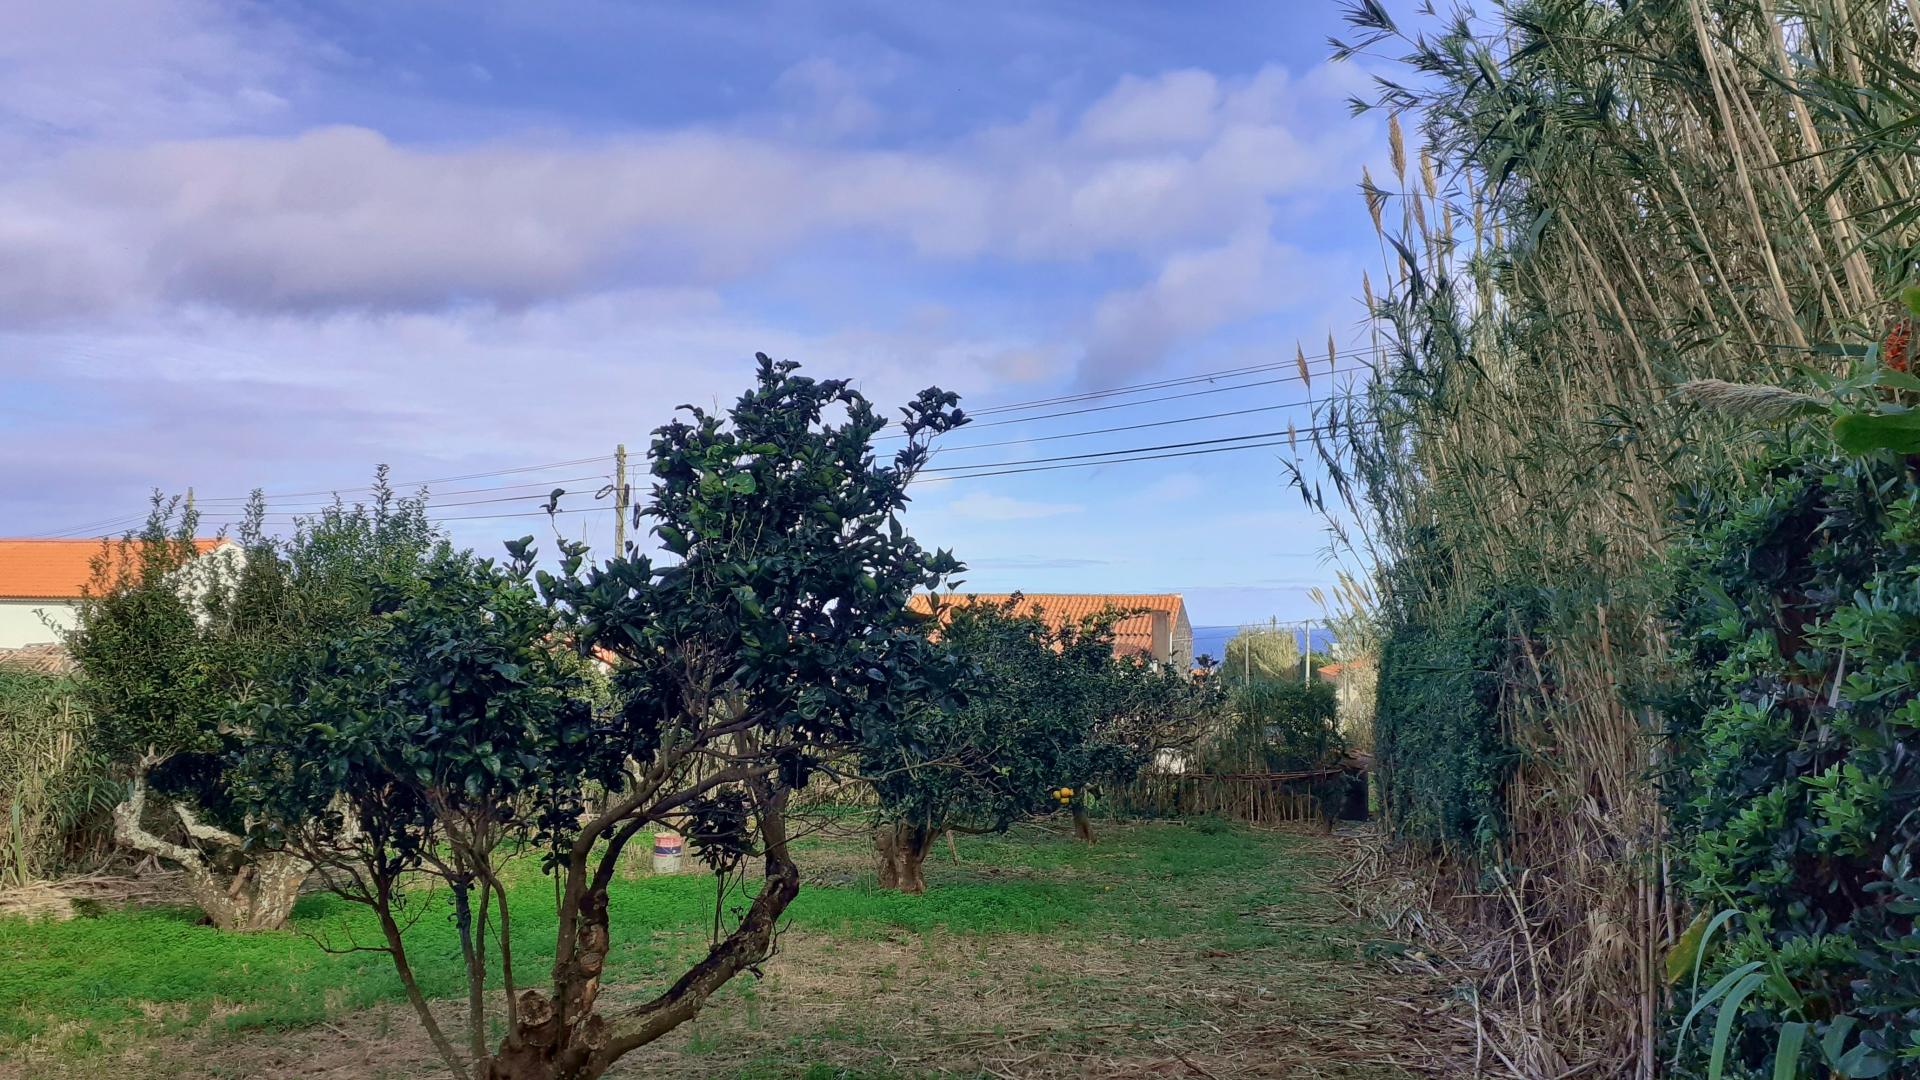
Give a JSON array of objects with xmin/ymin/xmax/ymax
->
[
  {"xmin": 0, "ymin": 671, "xmax": 107, "ymax": 884},
  {"xmin": 1316, "ymin": 1, "xmax": 1920, "ymax": 1073}
]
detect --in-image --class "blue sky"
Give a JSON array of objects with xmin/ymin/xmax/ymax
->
[{"xmin": 0, "ymin": 0, "xmax": 1391, "ymax": 629}]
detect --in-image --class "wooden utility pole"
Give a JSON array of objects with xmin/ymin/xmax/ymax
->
[{"xmin": 613, "ymin": 443, "xmax": 629, "ymax": 552}]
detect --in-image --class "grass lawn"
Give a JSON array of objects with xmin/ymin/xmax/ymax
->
[{"xmin": 0, "ymin": 820, "xmax": 1448, "ymax": 1078}]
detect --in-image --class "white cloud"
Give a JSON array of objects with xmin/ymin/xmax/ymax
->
[
  {"xmin": 1075, "ymin": 70, "xmax": 1221, "ymax": 148},
  {"xmin": 1083, "ymin": 230, "xmax": 1307, "ymax": 378},
  {"xmin": 0, "ymin": 0, "xmax": 301, "ymax": 149},
  {"xmin": 939, "ymin": 492, "xmax": 1084, "ymax": 521},
  {"xmin": 0, "ymin": 60, "xmax": 1373, "ymax": 340}
]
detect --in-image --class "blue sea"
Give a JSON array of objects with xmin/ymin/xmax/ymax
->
[{"xmin": 1189, "ymin": 625, "xmax": 1337, "ymax": 668}]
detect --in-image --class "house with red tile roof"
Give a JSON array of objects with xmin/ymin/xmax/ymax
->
[
  {"xmin": 908, "ymin": 592, "xmax": 1194, "ymax": 671},
  {"xmin": 0, "ymin": 538, "xmax": 232, "ymax": 649}
]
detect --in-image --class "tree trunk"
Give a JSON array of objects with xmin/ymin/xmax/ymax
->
[
  {"xmin": 872, "ymin": 822, "xmax": 932, "ymax": 894},
  {"xmin": 111, "ymin": 768, "xmax": 308, "ymax": 932},
  {"xmin": 483, "ymin": 786, "xmax": 804, "ymax": 1080},
  {"xmin": 177, "ymin": 852, "xmax": 308, "ymax": 932},
  {"xmin": 874, "ymin": 825, "xmax": 900, "ymax": 890},
  {"xmin": 1070, "ymin": 804, "xmax": 1096, "ymax": 845}
]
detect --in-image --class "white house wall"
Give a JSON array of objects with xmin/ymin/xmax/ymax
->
[{"xmin": 0, "ymin": 601, "xmax": 75, "ymax": 649}]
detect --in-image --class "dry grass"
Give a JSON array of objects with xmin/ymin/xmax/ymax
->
[{"xmin": 0, "ymin": 870, "xmax": 183, "ymax": 921}]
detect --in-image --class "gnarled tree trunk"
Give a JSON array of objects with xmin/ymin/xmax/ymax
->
[
  {"xmin": 873, "ymin": 821, "xmax": 932, "ymax": 894},
  {"xmin": 481, "ymin": 788, "xmax": 802, "ymax": 1080},
  {"xmin": 111, "ymin": 769, "xmax": 308, "ymax": 932}
]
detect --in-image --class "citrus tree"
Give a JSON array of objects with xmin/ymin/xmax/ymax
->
[
  {"xmin": 236, "ymin": 541, "xmax": 588, "ymax": 1070},
  {"xmin": 67, "ymin": 484, "xmax": 442, "ymax": 930},
  {"xmin": 864, "ymin": 598, "xmax": 1214, "ymax": 891},
  {"xmin": 242, "ymin": 356, "xmax": 965, "ymax": 1080}
]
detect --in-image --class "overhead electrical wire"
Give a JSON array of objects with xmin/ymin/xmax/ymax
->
[
  {"xmin": 36, "ymin": 351, "xmax": 1387, "ymax": 537},
  {"xmin": 922, "ymin": 425, "xmax": 1349, "ymax": 474},
  {"xmin": 927, "ymin": 389, "xmax": 1366, "ymax": 454},
  {"xmin": 212, "ymin": 415, "xmax": 1381, "ymax": 525},
  {"xmin": 876, "ymin": 363, "xmax": 1374, "ymax": 441},
  {"xmin": 959, "ymin": 339, "xmax": 1379, "ymax": 418},
  {"xmin": 912, "ymin": 422, "xmax": 1382, "ymax": 484},
  {"xmin": 186, "ymin": 456, "xmax": 610, "ymax": 504}
]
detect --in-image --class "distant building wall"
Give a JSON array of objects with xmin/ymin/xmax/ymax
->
[{"xmin": 0, "ymin": 601, "xmax": 74, "ymax": 649}]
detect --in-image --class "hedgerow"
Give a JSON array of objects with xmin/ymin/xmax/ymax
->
[{"xmin": 1663, "ymin": 444, "xmax": 1920, "ymax": 1075}]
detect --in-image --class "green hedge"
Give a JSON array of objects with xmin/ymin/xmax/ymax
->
[
  {"xmin": 1664, "ymin": 447, "xmax": 1920, "ymax": 1074},
  {"xmin": 1374, "ymin": 590, "xmax": 1530, "ymax": 854}
]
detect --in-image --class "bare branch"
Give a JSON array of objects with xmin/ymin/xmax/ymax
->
[
  {"xmin": 111, "ymin": 770, "xmax": 204, "ymax": 869},
  {"xmin": 174, "ymin": 803, "xmax": 245, "ymax": 848}
]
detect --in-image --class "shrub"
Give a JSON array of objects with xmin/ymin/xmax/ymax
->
[
  {"xmin": 1664, "ymin": 444, "xmax": 1920, "ymax": 1075},
  {"xmin": 1196, "ymin": 680, "xmax": 1342, "ymax": 775},
  {"xmin": 67, "ymin": 483, "xmax": 445, "ymax": 930},
  {"xmin": 1372, "ymin": 582, "xmax": 1541, "ymax": 855},
  {"xmin": 1219, "ymin": 624, "xmax": 1301, "ymax": 685}
]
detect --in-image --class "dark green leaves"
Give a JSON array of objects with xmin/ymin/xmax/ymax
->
[
  {"xmin": 1665, "ymin": 449, "xmax": 1920, "ymax": 1076},
  {"xmin": 1832, "ymin": 409, "xmax": 1920, "ymax": 455}
]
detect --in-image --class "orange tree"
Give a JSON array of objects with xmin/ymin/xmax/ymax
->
[
  {"xmin": 237, "ymin": 356, "xmax": 966, "ymax": 1080},
  {"xmin": 69, "ymin": 482, "xmax": 441, "ymax": 931},
  {"xmin": 862, "ymin": 597, "xmax": 1213, "ymax": 892}
]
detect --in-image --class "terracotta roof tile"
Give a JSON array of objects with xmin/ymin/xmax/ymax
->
[
  {"xmin": 0, "ymin": 643, "xmax": 74, "ymax": 675},
  {"xmin": 908, "ymin": 592, "xmax": 1186, "ymax": 657},
  {"xmin": 0, "ymin": 539, "xmax": 227, "ymax": 600}
]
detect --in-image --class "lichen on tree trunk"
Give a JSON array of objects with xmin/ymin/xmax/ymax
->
[{"xmin": 110, "ymin": 767, "xmax": 307, "ymax": 932}]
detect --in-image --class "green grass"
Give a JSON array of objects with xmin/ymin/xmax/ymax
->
[{"xmin": 0, "ymin": 821, "xmax": 1379, "ymax": 1074}]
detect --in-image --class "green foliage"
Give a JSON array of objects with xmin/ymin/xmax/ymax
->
[
  {"xmin": 1219, "ymin": 624, "xmax": 1300, "ymax": 685},
  {"xmin": 862, "ymin": 599, "xmax": 1215, "ymax": 841},
  {"xmin": 0, "ymin": 672, "xmax": 112, "ymax": 882},
  {"xmin": 68, "ymin": 481, "xmax": 443, "ymax": 818},
  {"xmin": 233, "ymin": 356, "xmax": 969, "ymax": 1073},
  {"xmin": 235, "ymin": 543, "xmax": 590, "ymax": 872},
  {"xmin": 1663, "ymin": 445, "xmax": 1920, "ymax": 1076},
  {"xmin": 540, "ymin": 355, "xmax": 969, "ymax": 859},
  {"xmin": 1372, "ymin": 580, "xmax": 1539, "ymax": 854},
  {"xmin": 1197, "ymin": 681, "xmax": 1342, "ymax": 775},
  {"xmin": 66, "ymin": 495, "xmax": 259, "ymax": 776}
]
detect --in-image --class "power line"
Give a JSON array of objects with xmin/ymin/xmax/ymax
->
[
  {"xmin": 192, "ymin": 474, "xmax": 612, "ymax": 514},
  {"xmin": 961, "ymin": 340, "xmax": 1378, "ymax": 418},
  {"xmin": 35, "ymin": 354, "xmax": 1390, "ymax": 537},
  {"xmin": 913, "ymin": 424, "xmax": 1381, "ymax": 485},
  {"xmin": 187, "ymin": 457, "xmax": 610, "ymax": 504},
  {"xmin": 922, "ymin": 426, "xmax": 1333, "ymax": 475},
  {"xmin": 927, "ymin": 390, "xmax": 1366, "ymax": 455},
  {"xmin": 59, "ymin": 412, "xmax": 1384, "ymax": 535},
  {"xmin": 913, "ymin": 438, "xmax": 1299, "ymax": 483},
  {"xmin": 202, "ymin": 417, "xmax": 1378, "ymax": 528},
  {"xmin": 877, "ymin": 363, "xmax": 1375, "ymax": 441}
]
